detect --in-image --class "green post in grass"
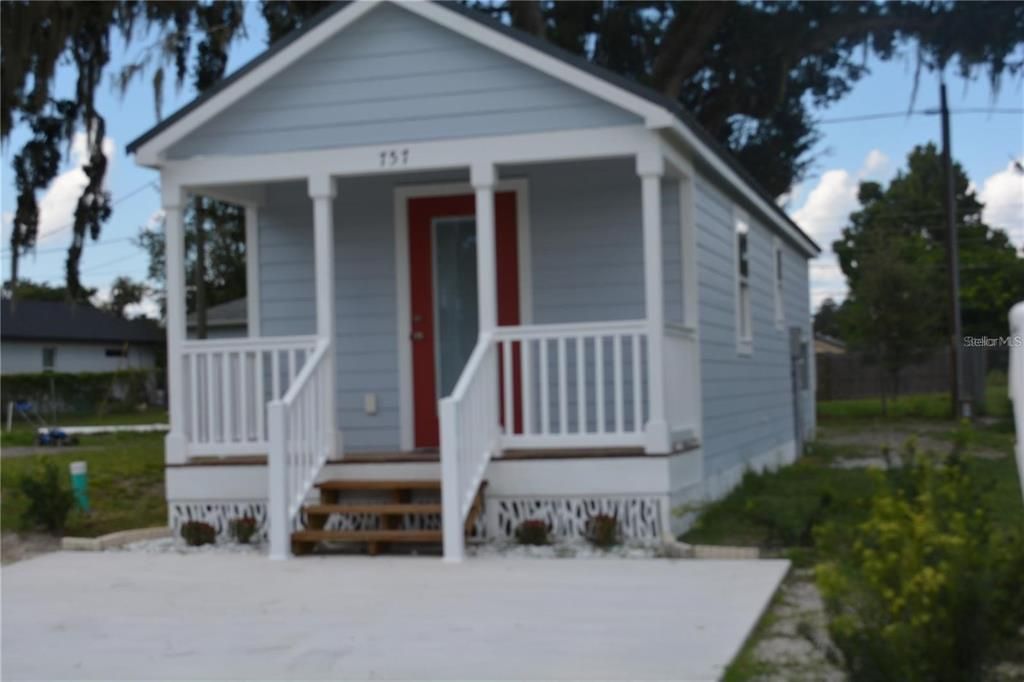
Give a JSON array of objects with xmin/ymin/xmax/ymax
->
[{"xmin": 69, "ymin": 461, "xmax": 89, "ymax": 512}]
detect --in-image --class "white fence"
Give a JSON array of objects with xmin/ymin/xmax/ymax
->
[
  {"xmin": 1010, "ymin": 302, "xmax": 1024, "ymax": 503},
  {"xmin": 180, "ymin": 335, "xmax": 318, "ymax": 456},
  {"xmin": 267, "ymin": 340, "xmax": 333, "ymax": 559}
]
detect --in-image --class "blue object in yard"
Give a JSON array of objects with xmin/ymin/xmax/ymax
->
[{"xmin": 69, "ymin": 461, "xmax": 90, "ymax": 512}]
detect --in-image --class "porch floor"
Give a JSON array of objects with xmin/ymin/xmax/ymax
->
[
  {"xmin": 180, "ymin": 446, "xmax": 652, "ymax": 466},
  {"xmin": 3, "ymin": 551, "xmax": 789, "ymax": 680}
]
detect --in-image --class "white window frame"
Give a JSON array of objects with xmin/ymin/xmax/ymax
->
[
  {"xmin": 734, "ymin": 211, "xmax": 753, "ymax": 355},
  {"xmin": 42, "ymin": 347, "xmax": 57, "ymax": 372},
  {"xmin": 773, "ymin": 237, "xmax": 785, "ymax": 330}
]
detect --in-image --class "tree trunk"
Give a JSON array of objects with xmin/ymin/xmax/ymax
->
[{"xmin": 194, "ymin": 196, "xmax": 208, "ymax": 340}]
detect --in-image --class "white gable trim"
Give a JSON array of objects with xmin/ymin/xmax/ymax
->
[{"xmin": 132, "ymin": 0, "xmax": 671, "ymax": 166}]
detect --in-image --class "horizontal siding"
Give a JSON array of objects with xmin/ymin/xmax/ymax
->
[
  {"xmin": 661, "ymin": 176, "xmax": 683, "ymax": 324},
  {"xmin": 527, "ymin": 158, "xmax": 644, "ymax": 323},
  {"xmin": 696, "ymin": 175, "xmax": 813, "ymax": 478},
  {"xmin": 168, "ymin": 4, "xmax": 638, "ymax": 159}
]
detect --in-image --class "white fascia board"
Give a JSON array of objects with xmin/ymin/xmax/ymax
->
[{"xmin": 658, "ymin": 123, "xmax": 821, "ymax": 258}]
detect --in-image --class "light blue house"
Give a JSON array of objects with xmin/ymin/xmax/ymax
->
[{"xmin": 129, "ymin": 0, "xmax": 818, "ymax": 559}]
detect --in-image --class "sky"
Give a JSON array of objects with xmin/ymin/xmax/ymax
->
[{"xmin": 1, "ymin": 7, "xmax": 1022, "ymax": 318}]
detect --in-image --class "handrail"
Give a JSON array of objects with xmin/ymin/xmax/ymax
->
[
  {"xmin": 494, "ymin": 319, "xmax": 646, "ymax": 338},
  {"xmin": 267, "ymin": 339, "xmax": 332, "ymax": 559},
  {"xmin": 440, "ymin": 331, "xmax": 500, "ymax": 561},
  {"xmin": 181, "ymin": 334, "xmax": 317, "ymax": 351}
]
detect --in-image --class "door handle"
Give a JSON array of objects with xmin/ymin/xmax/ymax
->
[{"xmin": 411, "ymin": 331, "xmax": 425, "ymax": 341}]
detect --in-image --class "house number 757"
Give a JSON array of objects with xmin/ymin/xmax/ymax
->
[{"xmin": 380, "ymin": 148, "xmax": 409, "ymax": 167}]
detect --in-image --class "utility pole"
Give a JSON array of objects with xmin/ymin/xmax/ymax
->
[{"xmin": 940, "ymin": 81, "xmax": 964, "ymax": 418}]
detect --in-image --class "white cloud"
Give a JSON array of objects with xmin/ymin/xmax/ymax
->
[
  {"xmin": 35, "ymin": 131, "xmax": 116, "ymax": 243},
  {"xmin": 859, "ymin": 149, "xmax": 891, "ymax": 180},
  {"xmin": 789, "ymin": 149, "xmax": 893, "ymax": 310},
  {"xmin": 978, "ymin": 159, "xmax": 1024, "ymax": 248}
]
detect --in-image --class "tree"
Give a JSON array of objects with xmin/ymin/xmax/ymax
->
[
  {"xmin": 835, "ymin": 144, "xmax": 1024, "ymax": 339},
  {"xmin": 1, "ymin": 278, "xmax": 95, "ymax": 303},
  {"xmin": 137, "ymin": 198, "xmax": 247, "ymax": 319},
  {"xmin": 814, "ymin": 298, "xmax": 845, "ymax": 339},
  {"xmin": 833, "ymin": 144, "xmax": 1024, "ymax": 410},
  {"xmin": 103, "ymin": 277, "xmax": 148, "ymax": 318},
  {"xmin": 4, "ymin": 1, "xmax": 1023, "ymax": 296}
]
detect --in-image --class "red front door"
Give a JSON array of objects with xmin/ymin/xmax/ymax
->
[{"xmin": 408, "ymin": 192, "xmax": 520, "ymax": 448}]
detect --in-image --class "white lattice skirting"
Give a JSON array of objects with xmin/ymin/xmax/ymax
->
[
  {"xmin": 489, "ymin": 496, "xmax": 665, "ymax": 542},
  {"xmin": 170, "ymin": 501, "xmax": 269, "ymax": 542},
  {"xmin": 171, "ymin": 496, "xmax": 664, "ymax": 545}
]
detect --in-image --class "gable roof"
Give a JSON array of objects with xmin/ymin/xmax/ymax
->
[
  {"xmin": 127, "ymin": 0, "xmax": 819, "ymax": 256},
  {"xmin": 1, "ymin": 300, "xmax": 164, "ymax": 345}
]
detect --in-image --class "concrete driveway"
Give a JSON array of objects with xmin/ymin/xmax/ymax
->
[{"xmin": 2, "ymin": 552, "xmax": 788, "ymax": 681}]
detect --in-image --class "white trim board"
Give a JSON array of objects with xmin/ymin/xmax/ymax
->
[{"xmin": 393, "ymin": 178, "xmax": 532, "ymax": 451}]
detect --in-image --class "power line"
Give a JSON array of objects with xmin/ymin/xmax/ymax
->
[
  {"xmin": 3, "ymin": 180, "xmax": 159, "ymax": 254},
  {"xmin": 818, "ymin": 107, "xmax": 1024, "ymax": 124}
]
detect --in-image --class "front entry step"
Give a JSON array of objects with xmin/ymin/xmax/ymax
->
[{"xmin": 290, "ymin": 478, "xmax": 483, "ymax": 556}]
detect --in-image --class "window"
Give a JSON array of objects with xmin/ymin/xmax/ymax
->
[
  {"xmin": 105, "ymin": 348, "xmax": 126, "ymax": 358},
  {"xmin": 42, "ymin": 347, "xmax": 56, "ymax": 371},
  {"xmin": 773, "ymin": 238, "xmax": 785, "ymax": 329},
  {"xmin": 735, "ymin": 214, "xmax": 753, "ymax": 354}
]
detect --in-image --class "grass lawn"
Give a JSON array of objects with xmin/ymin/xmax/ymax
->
[{"xmin": 2, "ymin": 431, "xmax": 166, "ymax": 537}]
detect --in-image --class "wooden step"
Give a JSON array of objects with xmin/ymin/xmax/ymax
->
[
  {"xmin": 315, "ymin": 479, "xmax": 441, "ymax": 491},
  {"xmin": 291, "ymin": 529, "xmax": 442, "ymax": 543},
  {"xmin": 303, "ymin": 503, "xmax": 441, "ymax": 517}
]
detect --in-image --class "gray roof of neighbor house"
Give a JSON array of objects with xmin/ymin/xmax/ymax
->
[
  {"xmin": 0, "ymin": 299, "xmax": 164, "ymax": 345},
  {"xmin": 187, "ymin": 297, "xmax": 247, "ymax": 328},
  {"xmin": 126, "ymin": 1, "xmax": 819, "ymax": 256}
]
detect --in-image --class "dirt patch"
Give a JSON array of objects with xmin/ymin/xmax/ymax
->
[{"xmin": 2, "ymin": 532, "xmax": 60, "ymax": 565}]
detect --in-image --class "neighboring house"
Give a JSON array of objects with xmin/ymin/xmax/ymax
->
[
  {"xmin": 187, "ymin": 297, "xmax": 248, "ymax": 339},
  {"xmin": 1, "ymin": 299, "xmax": 163, "ymax": 375},
  {"xmin": 128, "ymin": 0, "xmax": 819, "ymax": 560},
  {"xmin": 814, "ymin": 334, "xmax": 847, "ymax": 355}
]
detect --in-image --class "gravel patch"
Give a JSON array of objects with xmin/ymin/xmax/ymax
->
[
  {"xmin": 113, "ymin": 536, "xmax": 265, "ymax": 555},
  {"xmin": 468, "ymin": 540, "xmax": 661, "ymax": 559},
  {"xmin": 749, "ymin": 570, "xmax": 844, "ymax": 681}
]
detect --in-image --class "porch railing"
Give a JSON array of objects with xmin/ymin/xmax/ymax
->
[
  {"xmin": 664, "ymin": 323, "xmax": 699, "ymax": 441},
  {"xmin": 439, "ymin": 333, "xmax": 501, "ymax": 561},
  {"xmin": 267, "ymin": 339, "xmax": 333, "ymax": 560},
  {"xmin": 494, "ymin": 320, "xmax": 649, "ymax": 449},
  {"xmin": 180, "ymin": 335, "xmax": 318, "ymax": 456}
]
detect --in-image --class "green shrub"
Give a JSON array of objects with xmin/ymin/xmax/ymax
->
[
  {"xmin": 17, "ymin": 458, "xmax": 76, "ymax": 534},
  {"xmin": 585, "ymin": 514, "xmax": 620, "ymax": 549},
  {"xmin": 180, "ymin": 520, "xmax": 217, "ymax": 546},
  {"xmin": 815, "ymin": 446, "xmax": 1024, "ymax": 681},
  {"xmin": 229, "ymin": 516, "xmax": 258, "ymax": 544},
  {"xmin": 0, "ymin": 369, "xmax": 158, "ymax": 416},
  {"xmin": 515, "ymin": 519, "xmax": 551, "ymax": 546}
]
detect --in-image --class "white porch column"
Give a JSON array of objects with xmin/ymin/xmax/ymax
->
[
  {"xmin": 471, "ymin": 162, "xmax": 498, "ymax": 334},
  {"xmin": 308, "ymin": 175, "xmax": 340, "ymax": 452},
  {"xmin": 163, "ymin": 183, "xmax": 188, "ymax": 464},
  {"xmin": 638, "ymin": 152, "xmax": 671, "ymax": 454},
  {"xmin": 244, "ymin": 205, "xmax": 261, "ymax": 337}
]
